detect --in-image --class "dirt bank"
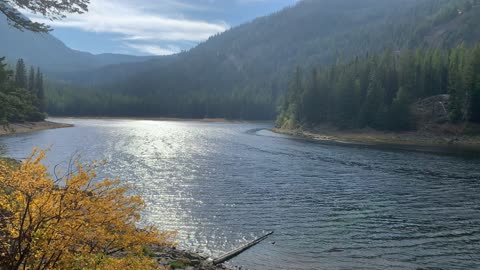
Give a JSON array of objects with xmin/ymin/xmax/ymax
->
[
  {"xmin": 274, "ymin": 125, "xmax": 480, "ymax": 154},
  {"xmin": 0, "ymin": 121, "xmax": 73, "ymax": 137}
]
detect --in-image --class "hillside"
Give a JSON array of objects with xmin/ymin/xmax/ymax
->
[
  {"xmin": 0, "ymin": 13, "xmax": 158, "ymax": 73},
  {"xmin": 49, "ymin": 0, "xmax": 480, "ymax": 119}
]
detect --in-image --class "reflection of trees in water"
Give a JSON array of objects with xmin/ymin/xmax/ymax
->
[{"xmin": 0, "ymin": 145, "xmax": 6, "ymax": 156}]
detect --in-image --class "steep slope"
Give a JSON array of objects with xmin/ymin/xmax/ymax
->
[
  {"xmin": 0, "ymin": 13, "xmax": 157, "ymax": 73},
  {"xmin": 50, "ymin": 0, "xmax": 480, "ymax": 119},
  {"xmin": 62, "ymin": 0, "xmax": 425, "ymax": 86}
]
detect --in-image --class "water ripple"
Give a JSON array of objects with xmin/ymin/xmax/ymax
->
[{"xmin": 1, "ymin": 119, "xmax": 480, "ymax": 270}]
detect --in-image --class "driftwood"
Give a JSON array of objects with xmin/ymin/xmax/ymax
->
[{"xmin": 212, "ymin": 231, "xmax": 274, "ymax": 265}]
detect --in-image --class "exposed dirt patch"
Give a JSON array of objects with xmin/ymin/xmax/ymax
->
[{"xmin": 0, "ymin": 121, "xmax": 73, "ymax": 137}]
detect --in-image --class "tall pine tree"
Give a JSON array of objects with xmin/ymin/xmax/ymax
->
[
  {"xmin": 469, "ymin": 44, "xmax": 480, "ymax": 123},
  {"xmin": 28, "ymin": 66, "xmax": 35, "ymax": 92},
  {"xmin": 36, "ymin": 67, "xmax": 45, "ymax": 112},
  {"xmin": 359, "ymin": 69, "xmax": 385, "ymax": 128},
  {"xmin": 448, "ymin": 48, "xmax": 465, "ymax": 123},
  {"xmin": 15, "ymin": 59, "xmax": 27, "ymax": 89}
]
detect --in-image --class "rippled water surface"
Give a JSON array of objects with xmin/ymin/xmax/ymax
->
[{"xmin": 1, "ymin": 118, "xmax": 480, "ymax": 270}]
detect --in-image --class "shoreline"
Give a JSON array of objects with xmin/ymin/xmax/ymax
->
[
  {"xmin": 51, "ymin": 116, "xmax": 249, "ymax": 123},
  {"xmin": 0, "ymin": 121, "xmax": 73, "ymax": 137},
  {"xmin": 273, "ymin": 126, "xmax": 480, "ymax": 155},
  {"xmin": 150, "ymin": 245, "xmax": 238, "ymax": 270}
]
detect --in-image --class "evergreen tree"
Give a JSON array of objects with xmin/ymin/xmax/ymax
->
[
  {"xmin": 15, "ymin": 59, "xmax": 27, "ymax": 89},
  {"xmin": 302, "ymin": 68, "xmax": 320, "ymax": 123},
  {"xmin": 36, "ymin": 68, "xmax": 45, "ymax": 112},
  {"xmin": 0, "ymin": 57, "xmax": 12, "ymax": 85},
  {"xmin": 359, "ymin": 69, "xmax": 385, "ymax": 127},
  {"xmin": 334, "ymin": 70, "xmax": 359, "ymax": 127},
  {"xmin": 469, "ymin": 44, "xmax": 480, "ymax": 122},
  {"xmin": 398, "ymin": 51, "xmax": 416, "ymax": 102},
  {"xmin": 382, "ymin": 50, "xmax": 399, "ymax": 106},
  {"xmin": 431, "ymin": 49, "xmax": 447, "ymax": 96},
  {"xmin": 28, "ymin": 66, "xmax": 35, "ymax": 92},
  {"xmin": 447, "ymin": 48, "xmax": 465, "ymax": 123},
  {"xmin": 277, "ymin": 44, "xmax": 480, "ymax": 131},
  {"xmin": 386, "ymin": 87, "xmax": 413, "ymax": 130},
  {"xmin": 0, "ymin": 58, "xmax": 44, "ymax": 123}
]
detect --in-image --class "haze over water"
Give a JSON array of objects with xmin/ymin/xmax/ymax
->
[{"xmin": 1, "ymin": 118, "xmax": 480, "ymax": 270}]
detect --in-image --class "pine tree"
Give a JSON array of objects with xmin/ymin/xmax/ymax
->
[
  {"xmin": 398, "ymin": 51, "xmax": 416, "ymax": 101},
  {"xmin": 335, "ymin": 71, "xmax": 359, "ymax": 127},
  {"xmin": 469, "ymin": 44, "xmax": 480, "ymax": 123},
  {"xmin": 447, "ymin": 47, "xmax": 465, "ymax": 123},
  {"xmin": 0, "ymin": 57, "xmax": 12, "ymax": 85},
  {"xmin": 359, "ymin": 69, "xmax": 385, "ymax": 127},
  {"xmin": 0, "ymin": 58, "xmax": 44, "ymax": 123},
  {"xmin": 277, "ymin": 44, "xmax": 480, "ymax": 131},
  {"xmin": 387, "ymin": 87, "xmax": 413, "ymax": 130},
  {"xmin": 15, "ymin": 59, "xmax": 27, "ymax": 89},
  {"xmin": 382, "ymin": 49, "xmax": 399, "ymax": 106},
  {"xmin": 36, "ymin": 68, "xmax": 45, "ymax": 112},
  {"xmin": 302, "ymin": 68, "xmax": 319, "ymax": 123},
  {"xmin": 431, "ymin": 49, "xmax": 446, "ymax": 95},
  {"xmin": 28, "ymin": 66, "xmax": 35, "ymax": 92}
]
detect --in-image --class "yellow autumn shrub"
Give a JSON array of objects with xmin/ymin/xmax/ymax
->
[{"xmin": 0, "ymin": 149, "xmax": 175, "ymax": 270}]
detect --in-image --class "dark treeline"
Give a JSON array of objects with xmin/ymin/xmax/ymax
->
[
  {"xmin": 0, "ymin": 58, "xmax": 45, "ymax": 123},
  {"xmin": 46, "ymin": 82, "xmax": 276, "ymax": 120},
  {"xmin": 277, "ymin": 44, "xmax": 480, "ymax": 131}
]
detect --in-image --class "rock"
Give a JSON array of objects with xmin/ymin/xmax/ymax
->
[
  {"xmin": 190, "ymin": 259, "xmax": 201, "ymax": 266},
  {"xmin": 157, "ymin": 258, "xmax": 170, "ymax": 265},
  {"xmin": 149, "ymin": 245, "xmax": 240, "ymax": 270}
]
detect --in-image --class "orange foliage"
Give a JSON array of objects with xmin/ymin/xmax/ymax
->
[{"xmin": 0, "ymin": 149, "xmax": 174, "ymax": 270}]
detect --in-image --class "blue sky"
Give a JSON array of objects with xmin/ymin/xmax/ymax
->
[{"xmin": 27, "ymin": 0, "xmax": 297, "ymax": 56}]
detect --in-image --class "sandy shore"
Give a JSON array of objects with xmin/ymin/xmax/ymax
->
[
  {"xmin": 0, "ymin": 121, "xmax": 73, "ymax": 137},
  {"xmin": 274, "ymin": 126, "xmax": 480, "ymax": 154}
]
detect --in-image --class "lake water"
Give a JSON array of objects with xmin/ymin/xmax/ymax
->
[{"xmin": 1, "ymin": 118, "xmax": 480, "ymax": 270}]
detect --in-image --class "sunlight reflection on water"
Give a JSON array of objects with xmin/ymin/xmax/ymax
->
[{"xmin": 1, "ymin": 118, "xmax": 480, "ymax": 270}]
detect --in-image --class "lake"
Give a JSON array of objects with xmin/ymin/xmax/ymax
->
[{"xmin": 1, "ymin": 118, "xmax": 480, "ymax": 270}]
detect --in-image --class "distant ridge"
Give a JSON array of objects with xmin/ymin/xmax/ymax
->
[{"xmin": 0, "ymin": 13, "xmax": 158, "ymax": 73}]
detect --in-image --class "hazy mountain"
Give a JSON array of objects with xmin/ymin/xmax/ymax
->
[
  {"xmin": 66, "ymin": 0, "xmax": 479, "ymax": 86},
  {"xmin": 0, "ymin": 13, "xmax": 158, "ymax": 73},
  {"xmin": 47, "ymin": 0, "xmax": 480, "ymax": 119}
]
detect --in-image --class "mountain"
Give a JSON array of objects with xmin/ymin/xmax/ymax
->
[
  {"xmin": 0, "ymin": 13, "xmax": 158, "ymax": 73},
  {"xmin": 49, "ymin": 0, "xmax": 480, "ymax": 119}
]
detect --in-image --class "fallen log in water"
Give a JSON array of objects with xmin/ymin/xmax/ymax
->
[{"xmin": 212, "ymin": 231, "xmax": 274, "ymax": 265}]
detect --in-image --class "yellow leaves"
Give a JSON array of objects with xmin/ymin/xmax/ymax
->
[{"xmin": 0, "ymin": 149, "xmax": 176, "ymax": 270}]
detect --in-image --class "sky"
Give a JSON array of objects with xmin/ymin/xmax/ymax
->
[{"xmin": 26, "ymin": 0, "xmax": 298, "ymax": 56}]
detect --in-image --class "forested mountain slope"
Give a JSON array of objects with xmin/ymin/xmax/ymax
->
[
  {"xmin": 50, "ymin": 0, "xmax": 480, "ymax": 119},
  {"xmin": 277, "ymin": 44, "xmax": 480, "ymax": 132},
  {"xmin": 0, "ymin": 14, "xmax": 157, "ymax": 73}
]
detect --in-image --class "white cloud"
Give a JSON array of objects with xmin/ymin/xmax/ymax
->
[
  {"xmin": 125, "ymin": 43, "xmax": 180, "ymax": 56},
  {"xmin": 24, "ymin": 0, "xmax": 229, "ymax": 55}
]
